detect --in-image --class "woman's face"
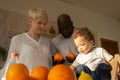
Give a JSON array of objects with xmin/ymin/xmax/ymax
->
[
  {"xmin": 74, "ymin": 36, "xmax": 93, "ymax": 54},
  {"xmin": 29, "ymin": 18, "xmax": 47, "ymax": 34}
]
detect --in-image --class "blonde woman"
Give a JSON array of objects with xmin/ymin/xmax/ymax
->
[{"xmin": 0, "ymin": 8, "xmax": 52, "ymax": 79}]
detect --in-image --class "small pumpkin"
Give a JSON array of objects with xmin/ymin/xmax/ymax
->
[
  {"xmin": 54, "ymin": 53, "xmax": 63, "ymax": 61},
  {"xmin": 67, "ymin": 52, "xmax": 76, "ymax": 59},
  {"xmin": 31, "ymin": 66, "xmax": 49, "ymax": 80},
  {"xmin": 66, "ymin": 52, "xmax": 76, "ymax": 63}
]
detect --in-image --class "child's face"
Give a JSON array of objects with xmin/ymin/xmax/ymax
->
[
  {"xmin": 29, "ymin": 17, "xmax": 47, "ymax": 34},
  {"xmin": 74, "ymin": 36, "xmax": 93, "ymax": 54}
]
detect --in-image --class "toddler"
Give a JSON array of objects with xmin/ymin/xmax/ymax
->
[{"xmin": 70, "ymin": 27, "xmax": 113, "ymax": 80}]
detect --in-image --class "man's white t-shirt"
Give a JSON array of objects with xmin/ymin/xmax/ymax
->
[
  {"xmin": 51, "ymin": 34, "xmax": 79, "ymax": 56},
  {"xmin": 72, "ymin": 47, "xmax": 113, "ymax": 71}
]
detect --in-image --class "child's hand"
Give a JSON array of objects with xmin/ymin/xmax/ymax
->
[{"xmin": 69, "ymin": 65, "xmax": 75, "ymax": 71}]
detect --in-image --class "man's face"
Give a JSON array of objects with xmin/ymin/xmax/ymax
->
[{"xmin": 58, "ymin": 21, "xmax": 73, "ymax": 38}]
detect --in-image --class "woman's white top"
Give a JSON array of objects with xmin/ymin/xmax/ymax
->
[
  {"xmin": 72, "ymin": 47, "xmax": 113, "ymax": 71},
  {"xmin": 0, "ymin": 33, "xmax": 52, "ymax": 79}
]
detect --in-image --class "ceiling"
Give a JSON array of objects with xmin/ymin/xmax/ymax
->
[
  {"xmin": 60, "ymin": 0, "xmax": 120, "ymax": 21},
  {"xmin": 0, "ymin": 0, "xmax": 120, "ymax": 21}
]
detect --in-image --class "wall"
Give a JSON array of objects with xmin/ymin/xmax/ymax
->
[
  {"xmin": 0, "ymin": 9, "xmax": 28, "ymax": 50},
  {"xmin": 0, "ymin": 0, "xmax": 120, "ymax": 52}
]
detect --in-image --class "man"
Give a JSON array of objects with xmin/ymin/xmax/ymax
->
[{"xmin": 51, "ymin": 14, "xmax": 79, "ymax": 64}]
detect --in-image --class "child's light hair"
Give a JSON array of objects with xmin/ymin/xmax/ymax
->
[
  {"xmin": 27, "ymin": 8, "xmax": 48, "ymax": 23},
  {"xmin": 72, "ymin": 27, "xmax": 95, "ymax": 44}
]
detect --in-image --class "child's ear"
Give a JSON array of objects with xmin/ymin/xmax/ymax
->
[{"xmin": 90, "ymin": 40, "xmax": 94, "ymax": 45}]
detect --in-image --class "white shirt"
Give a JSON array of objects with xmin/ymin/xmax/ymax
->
[
  {"xmin": 0, "ymin": 33, "xmax": 52, "ymax": 79},
  {"xmin": 72, "ymin": 47, "xmax": 113, "ymax": 71},
  {"xmin": 51, "ymin": 34, "xmax": 79, "ymax": 56}
]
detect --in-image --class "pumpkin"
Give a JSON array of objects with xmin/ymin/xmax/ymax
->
[
  {"xmin": 66, "ymin": 52, "xmax": 76, "ymax": 63},
  {"xmin": 48, "ymin": 64, "xmax": 76, "ymax": 80},
  {"xmin": 6, "ymin": 63, "xmax": 29, "ymax": 80},
  {"xmin": 54, "ymin": 53, "xmax": 63, "ymax": 61},
  {"xmin": 67, "ymin": 52, "xmax": 76, "ymax": 59},
  {"xmin": 31, "ymin": 66, "xmax": 49, "ymax": 80}
]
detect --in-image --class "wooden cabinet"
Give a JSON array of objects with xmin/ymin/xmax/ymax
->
[{"xmin": 101, "ymin": 38, "xmax": 119, "ymax": 56}]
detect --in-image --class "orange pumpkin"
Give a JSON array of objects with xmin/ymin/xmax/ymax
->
[
  {"xmin": 31, "ymin": 66, "xmax": 49, "ymax": 80},
  {"xmin": 54, "ymin": 53, "xmax": 63, "ymax": 61},
  {"xmin": 48, "ymin": 64, "xmax": 76, "ymax": 80},
  {"xmin": 6, "ymin": 63, "xmax": 29, "ymax": 80},
  {"xmin": 67, "ymin": 52, "xmax": 76, "ymax": 59}
]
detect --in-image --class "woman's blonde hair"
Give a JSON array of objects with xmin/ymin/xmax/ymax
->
[{"xmin": 27, "ymin": 8, "xmax": 48, "ymax": 23}]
